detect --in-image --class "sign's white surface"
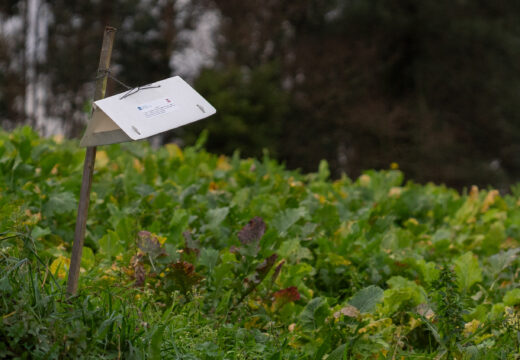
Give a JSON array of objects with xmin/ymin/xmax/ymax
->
[{"xmin": 80, "ymin": 76, "xmax": 216, "ymax": 147}]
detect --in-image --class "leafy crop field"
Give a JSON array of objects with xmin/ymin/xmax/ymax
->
[{"xmin": 2, "ymin": 127, "xmax": 520, "ymax": 359}]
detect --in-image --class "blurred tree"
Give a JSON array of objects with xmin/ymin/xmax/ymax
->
[
  {"xmin": 180, "ymin": 62, "xmax": 288, "ymax": 157},
  {"xmin": 0, "ymin": 1, "xmax": 26, "ymax": 130},
  {"xmin": 0, "ymin": 0, "xmax": 193, "ymax": 136},
  {"xmin": 1, "ymin": 0, "xmax": 520, "ymax": 188},
  {"xmin": 326, "ymin": 0, "xmax": 520, "ymax": 187},
  {"xmin": 199, "ymin": 0, "xmax": 520, "ymax": 188},
  {"xmin": 46, "ymin": 0, "xmax": 180, "ymax": 137}
]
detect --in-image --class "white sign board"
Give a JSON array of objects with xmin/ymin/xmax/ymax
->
[{"xmin": 80, "ymin": 76, "xmax": 216, "ymax": 147}]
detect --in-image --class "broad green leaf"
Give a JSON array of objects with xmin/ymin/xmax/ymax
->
[
  {"xmin": 279, "ymin": 262, "xmax": 315, "ymax": 291},
  {"xmin": 489, "ymin": 303, "xmax": 505, "ymax": 321},
  {"xmin": 81, "ymin": 246, "xmax": 95, "ymax": 270},
  {"xmin": 488, "ymin": 249, "xmax": 519, "ymax": 277},
  {"xmin": 43, "ymin": 191, "xmax": 77, "ymax": 217},
  {"xmin": 206, "ymin": 207, "xmax": 229, "ymax": 228},
  {"xmin": 503, "ymin": 289, "xmax": 520, "ymax": 306},
  {"xmin": 98, "ymin": 230, "xmax": 125, "ymax": 258},
  {"xmin": 414, "ymin": 258, "xmax": 440, "ymax": 284},
  {"xmin": 168, "ymin": 209, "xmax": 190, "ymax": 241},
  {"xmin": 278, "ymin": 238, "xmax": 313, "ymax": 263},
  {"xmin": 314, "ymin": 337, "xmax": 332, "ymax": 360},
  {"xmin": 483, "ymin": 222, "xmax": 505, "ymax": 254},
  {"xmin": 272, "ymin": 207, "xmax": 308, "ymax": 236},
  {"xmin": 199, "ymin": 248, "xmax": 219, "ymax": 272},
  {"xmin": 382, "ymin": 276, "xmax": 425, "ymax": 315},
  {"xmin": 31, "ymin": 226, "xmax": 51, "ymax": 240},
  {"xmin": 115, "ymin": 217, "xmax": 135, "ymax": 246},
  {"xmin": 231, "ymin": 188, "xmax": 250, "ymax": 209},
  {"xmin": 467, "ymin": 304, "xmax": 490, "ymax": 322},
  {"xmin": 349, "ymin": 285, "xmax": 384, "ymax": 313},
  {"xmin": 453, "ymin": 197, "xmax": 480, "ymax": 225},
  {"xmin": 299, "ymin": 297, "xmax": 329, "ymax": 330},
  {"xmin": 453, "ymin": 252, "xmax": 482, "ymax": 292},
  {"xmin": 327, "ymin": 344, "xmax": 348, "ymax": 360}
]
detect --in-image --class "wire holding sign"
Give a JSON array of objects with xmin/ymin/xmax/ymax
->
[{"xmin": 119, "ymin": 83, "xmax": 161, "ymax": 100}]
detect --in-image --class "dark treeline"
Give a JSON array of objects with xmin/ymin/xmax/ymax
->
[{"xmin": 1, "ymin": 0, "xmax": 520, "ymax": 189}]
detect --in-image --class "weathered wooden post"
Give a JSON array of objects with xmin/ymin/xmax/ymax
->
[{"xmin": 67, "ymin": 26, "xmax": 116, "ymax": 296}]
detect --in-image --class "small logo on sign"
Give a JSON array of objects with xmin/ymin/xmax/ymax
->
[{"xmin": 137, "ymin": 104, "xmax": 152, "ymax": 111}]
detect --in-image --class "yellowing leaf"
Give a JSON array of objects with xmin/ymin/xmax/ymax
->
[
  {"xmin": 217, "ymin": 155, "xmax": 231, "ymax": 170},
  {"xmin": 158, "ymin": 236, "xmax": 167, "ymax": 246},
  {"xmin": 50, "ymin": 164, "xmax": 59, "ymax": 175},
  {"xmin": 52, "ymin": 134, "xmax": 64, "ymax": 144},
  {"xmin": 133, "ymin": 158, "xmax": 144, "ymax": 173},
  {"xmin": 327, "ymin": 253, "xmax": 351, "ymax": 266},
  {"xmin": 50, "ymin": 255, "xmax": 70, "ymax": 279},
  {"xmin": 288, "ymin": 177, "xmax": 304, "ymax": 188},
  {"xmin": 501, "ymin": 237, "xmax": 520, "ymax": 249},
  {"xmin": 95, "ymin": 150, "xmax": 109, "ymax": 169},
  {"xmin": 359, "ymin": 174, "xmax": 371, "ymax": 186},
  {"xmin": 406, "ymin": 218, "xmax": 419, "ymax": 226},
  {"xmin": 409, "ymin": 316, "xmax": 422, "ymax": 330},
  {"xmin": 209, "ymin": 181, "xmax": 219, "ymax": 191},
  {"xmin": 165, "ymin": 143, "xmax": 184, "ymax": 161},
  {"xmin": 464, "ymin": 319, "xmax": 481, "ymax": 336},
  {"xmin": 358, "ymin": 318, "xmax": 392, "ymax": 334},
  {"xmin": 481, "ymin": 189, "xmax": 499, "ymax": 212},
  {"xmin": 388, "ymin": 187, "xmax": 402, "ymax": 198},
  {"xmin": 469, "ymin": 185, "xmax": 479, "ymax": 200}
]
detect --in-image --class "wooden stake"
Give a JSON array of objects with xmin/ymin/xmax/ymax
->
[{"xmin": 67, "ymin": 26, "xmax": 117, "ymax": 296}]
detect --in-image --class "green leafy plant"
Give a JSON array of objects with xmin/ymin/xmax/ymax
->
[{"xmin": 1, "ymin": 126, "xmax": 520, "ymax": 358}]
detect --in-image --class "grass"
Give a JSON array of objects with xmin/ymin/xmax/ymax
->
[{"xmin": 1, "ymin": 232, "xmax": 298, "ymax": 359}]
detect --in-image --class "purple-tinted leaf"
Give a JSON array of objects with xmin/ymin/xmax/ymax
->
[
  {"xmin": 273, "ymin": 286, "xmax": 301, "ymax": 304},
  {"xmin": 271, "ymin": 259, "xmax": 285, "ymax": 284},
  {"xmin": 254, "ymin": 253, "xmax": 278, "ymax": 283},
  {"xmin": 168, "ymin": 261, "xmax": 203, "ymax": 294},
  {"xmin": 238, "ymin": 217, "xmax": 266, "ymax": 245},
  {"xmin": 131, "ymin": 254, "xmax": 146, "ymax": 287},
  {"xmin": 137, "ymin": 231, "xmax": 165, "ymax": 258},
  {"xmin": 182, "ymin": 230, "xmax": 200, "ymax": 257}
]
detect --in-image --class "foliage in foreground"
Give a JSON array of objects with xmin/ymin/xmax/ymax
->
[{"xmin": 2, "ymin": 127, "xmax": 520, "ymax": 359}]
